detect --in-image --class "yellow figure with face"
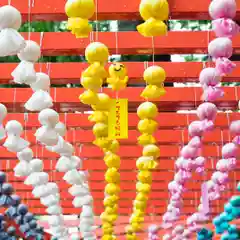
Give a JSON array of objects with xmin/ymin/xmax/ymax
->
[{"xmin": 107, "ymin": 63, "xmax": 129, "ymax": 91}]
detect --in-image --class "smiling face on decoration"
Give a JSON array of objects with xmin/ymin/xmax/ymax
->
[{"xmin": 108, "ymin": 63, "xmax": 127, "ymax": 79}]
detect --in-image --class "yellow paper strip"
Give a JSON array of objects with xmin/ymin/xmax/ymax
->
[{"xmin": 108, "ymin": 99, "xmax": 128, "ymax": 139}]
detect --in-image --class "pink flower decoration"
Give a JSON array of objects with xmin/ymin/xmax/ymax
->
[
  {"xmin": 202, "ymin": 85, "xmax": 224, "ymax": 101},
  {"xmin": 215, "ymin": 57, "xmax": 236, "ymax": 76},
  {"xmin": 212, "ymin": 18, "xmax": 239, "ymax": 38}
]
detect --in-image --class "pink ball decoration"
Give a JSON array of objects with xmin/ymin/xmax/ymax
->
[
  {"xmin": 216, "ymin": 159, "xmax": 232, "ymax": 172},
  {"xmin": 230, "ymin": 120, "xmax": 240, "ymax": 135},
  {"xmin": 175, "ymin": 157, "xmax": 194, "ymax": 171},
  {"xmin": 208, "ymin": 37, "xmax": 233, "ymax": 59},
  {"xmin": 199, "ymin": 67, "xmax": 221, "ymax": 86},
  {"xmin": 212, "ymin": 18, "xmax": 239, "ymax": 38},
  {"xmin": 168, "ymin": 181, "xmax": 182, "ymax": 194},
  {"xmin": 209, "ymin": 0, "xmax": 237, "ymax": 20},
  {"xmin": 222, "ymin": 142, "xmax": 238, "ymax": 158},
  {"xmin": 188, "ymin": 121, "xmax": 204, "ymax": 137},
  {"xmin": 212, "ymin": 171, "xmax": 229, "ymax": 185},
  {"xmin": 188, "ymin": 136, "xmax": 202, "ymax": 148},
  {"xmin": 180, "ymin": 145, "xmax": 199, "ymax": 159},
  {"xmin": 197, "ymin": 102, "xmax": 217, "ymax": 121}
]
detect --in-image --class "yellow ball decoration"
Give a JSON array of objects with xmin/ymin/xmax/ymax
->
[
  {"xmin": 105, "ymin": 168, "xmax": 120, "ymax": 183},
  {"xmin": 137, "ymin": 170, "xmax": 152, "ymax": 183},
  {"xmin": 92, "ymin": 122, "xmax": 108, "ymax": 138},
  {"xmin": 137, "ymin": 119, "xmax": 158, "ymax": 134},
  {"xmin": 143, "ymin": 66, "xmax": 166, "ymax": 84},
  {"xmin": 103, "ymin": 195, "xmax": 119, "ymax": 207},
  {"xmin": 105, "ymin": 183, "xmax": 121, "ymax": 195},
  {"xmin": 92, "ymin": 93, "xmax": 111, "ymax": 111},
  {"xmin": 65, "ymin": 0, "xmax": 95, "ymax": 38},
  {"xmin": 137, "ymin": 0, "xmax": 169, "ymax": 37},
  {"xmin": 137, "ymin": 102, "xmax": 158, "ymax": 119},
  {"xmin": 104, "ymin": 152, "xmax": 121, "ymax": 169},
  {"xmin": 142, "ymin": 144, "xmax": 160, "ymax": 158},
  {"xmin": 85, "ymin": 42, "xmax": 109, "ymax": 64}
]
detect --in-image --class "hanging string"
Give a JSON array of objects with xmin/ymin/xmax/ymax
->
[
  {"xmin": 151, "ymin": 37, "xmax": 155, "ymax": 65},
  {"xmin": 39, "ymin": 32, "xmax": 44, "ymax": 72},
  {"xmin": 115, "ymin": 31, "xmax": 119, "ymax": 100},
  {"xmin": 13, "ymin": 88, "xmax": 17, "ymax": 113},
  {"xmin": 24, "ymin": 112, "xmax": 28, "ymax": 140},
  {"xmin": 90, "ymin": 31, "xmax": 94, "ymax": 43},
  {"xmin": 207, "ymin": 29, "xmax": 211, "ymax": 65},
  {"xmin": 47, "ymin": 62, "xmax": 51, "ymax": 77},
  {"xmin": 64, "ymin": 113, "xmax": 68, "ymax": 142},
  {"xmin": 8, "ymin": 0, "xmax": 11, "ymax": 5},
  {"xmin": 95, "ymin": 0, "xmax": 99, "ymax": 41},
  {"xmin": 226, "ymin": 111, "xmax": 231, "ymax": 142},
  {"xmin": 115, "ymin": 31, "xmax": 119, "ymax": 55},
  {"xmin": 28, "ymin": 0, "xmax": 32, "ymax": 40}
]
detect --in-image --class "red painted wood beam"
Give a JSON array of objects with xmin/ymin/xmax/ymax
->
[
  {"xmin": 3, "ymin": 112, "xmax": 240, "ymax": 129},
  {"xmin": 1, "ymin": 158, "xmax": 240, "ymax": 172},
  {"xmin": 1, "ymin": 0, "xmax": 240, "ymax": 21},
  {"xmin": 4, "ymin": 180, "xmax": 240, "ymax": 195},
  {"xmin": 11, "ymin": 32, "xmax": 240, "ymax": 56},
  {"xmin": 0, "ymin": 87, "xmax": 239, "ymax": 112},
  {"xmin": 0, "ymin": 145, "xmax": 236, "ymax": 158},
  {"xmin": 0, "ymin": 128, "xmax": 234, "ymax": 145},
  {"xmin": 0, "ymin": 62, "xmax": 240, "ymax": 84}
]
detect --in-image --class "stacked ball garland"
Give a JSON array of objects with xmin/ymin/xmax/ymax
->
[
  {"xmin": 137, "ymin": 0, "xmax": 169, "ymax": 37},
  {"xmin": 126, "ymin": 66, "xmax": 166, "ymax": 240},
  {"xmin": 65, "ymin": 0, "xmax": 95, "ymax": 38},
  {"xmin": 79, "ymin": 42, "xmax": 123, "ymax": 239}
]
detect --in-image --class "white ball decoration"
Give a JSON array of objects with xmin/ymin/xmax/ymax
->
[
  {"xmin": 5, "ymin": 120, "xmax": 23, "ymax": 135},
  {"xmin": 38, "ymin": 108, "xmax": 59, "ymax": 127},
  {"xmin": 18, "ymin": 40, "xmax": 41, "ymax": 62}
]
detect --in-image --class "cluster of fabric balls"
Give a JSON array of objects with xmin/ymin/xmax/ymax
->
[
  {"xmin": 213, "ymin": 193, "xmax": 240, "ymax": 239},
  {"xmin": 0, "ymin": 172, "xmax": 44, "ymax": 239},
  {"xmin": 197, "ymin": 228, "xmax": 213, "ymax": 240}
]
